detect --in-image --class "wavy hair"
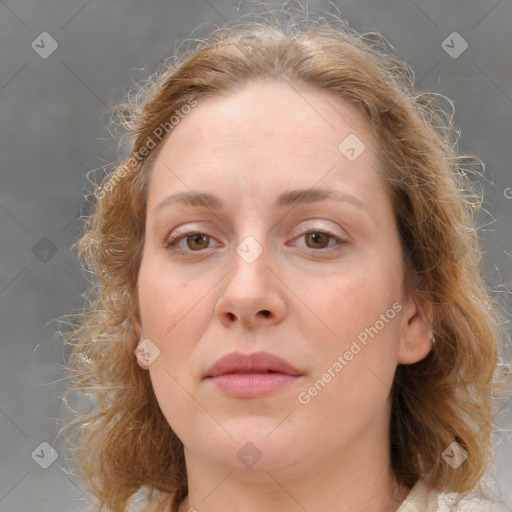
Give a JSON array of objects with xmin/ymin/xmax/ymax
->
[{"xmin": 57, "ymin": 8, "xmax": 510, "ymax": 512}]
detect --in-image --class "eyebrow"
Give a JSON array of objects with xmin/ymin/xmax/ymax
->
[{"xmin": 153, "ymin": 188, "xmax": 369, "ymax": 214}]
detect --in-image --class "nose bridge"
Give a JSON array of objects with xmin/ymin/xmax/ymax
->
[
  {"xmin": 214, "ymin": 222, "xmax": 287, "ymax": 329},
  {"xmin": 228, "ymin": 231, "xmax": 269, "ymax": 289}
]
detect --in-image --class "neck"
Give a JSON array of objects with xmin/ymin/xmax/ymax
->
[{"xmin": 177, "ymin": 435, "xmax": 410, "ymax": 512}]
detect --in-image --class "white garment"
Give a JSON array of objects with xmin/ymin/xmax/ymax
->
[
  {"xmin": 127, "ymin": 478, "xmax": 510, "ymax": 511},
  {"xmin": 397, "ymin": 478, "xmax": 509, "ymax": 512}
]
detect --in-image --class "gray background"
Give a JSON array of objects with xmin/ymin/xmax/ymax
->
[{"xmin": 1, "ymin": 1, "xmax": 511, "ymax": 511}]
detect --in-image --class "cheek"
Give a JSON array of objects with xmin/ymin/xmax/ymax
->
[
  {"xmin": 296, "ymin": 263, "xmax": 401, "ymax": 345},
  {"xmin": 294, "ymin": 275, "xmax": 401, "ymax": 437},
  {"xmin": 137, "ymin": 261, "xmax": 212, "ymax": 369},
  {"xmin": 293, "ymin": 254, "xmax": 403, "ymax": 395},
  {"xmin": 137, "ymin": 264, "xmax": 215, "ymax": 435}
]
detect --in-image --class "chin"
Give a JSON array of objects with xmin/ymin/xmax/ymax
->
[{"xmin": 188, "ymin": 421, "xmax": 309, "ymax": 475}]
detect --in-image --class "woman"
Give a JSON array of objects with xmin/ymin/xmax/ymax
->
[{"xmin": 58, "ymin": 11, "xmax": 510, "ymax": 512}]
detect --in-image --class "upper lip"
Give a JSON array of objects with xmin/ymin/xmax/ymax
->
[{"xmin": 204, "ymin": 351, "xmax": 303, "ymax": 378}]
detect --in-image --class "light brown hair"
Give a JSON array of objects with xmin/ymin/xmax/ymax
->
[{"xmin": 57, "ymin": 10, "xmax": 510, "ymax": 512}]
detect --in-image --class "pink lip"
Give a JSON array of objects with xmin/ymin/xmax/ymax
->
[{"xmin": 204, "ymin": 351, "xmax": 304, "ymax": 398}]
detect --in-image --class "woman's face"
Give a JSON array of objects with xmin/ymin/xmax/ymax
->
[{"xmin": 137, "ymin": 80, "xmax": 432, "ymax": 479}]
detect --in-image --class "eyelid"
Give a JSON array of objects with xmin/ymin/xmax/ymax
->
[
  {"xmin": 289, "ymin": 219, "xmax": 347, "ymax": 241},
  {"xmin": 167, "ymin": 219, "xmax": 346, "ymax": 242},
  {"xmin": 166, "ymin": 222, "xmax": 217, "ymax": 242}
]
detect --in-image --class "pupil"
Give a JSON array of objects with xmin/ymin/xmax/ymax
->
[
  {"xmin": 189, "ymin": 234, "xmax": 208, "ymax": 250},
  {"xmin": 308, "ymin": 232, "xmax": 326, "ymax": 248}
]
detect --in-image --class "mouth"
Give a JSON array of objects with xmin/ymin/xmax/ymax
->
[
  {"xmin": 204, "ymin": 351, "xmax": 304, "ymax": 398},
  {"xmin": 222, "ymin": 370, "xmax": 283, "ymax": 374}
]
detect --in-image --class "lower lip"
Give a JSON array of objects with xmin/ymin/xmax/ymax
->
[{"xmin": 207, "ymin": 373, "xmax": 302, "ymax": 398}]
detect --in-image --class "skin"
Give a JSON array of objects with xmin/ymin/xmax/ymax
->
[{"xmin": 136, "ymin": 79, "xmax": 434, "ymax": 512}]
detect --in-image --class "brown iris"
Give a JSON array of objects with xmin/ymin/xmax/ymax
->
[
  {"xmin": 185, "ymin": 233, "xmax": 210, "ymax": 251},
  {"xmin": 305, "ymin": 232, "xmax": 330, "ymax": 249}
]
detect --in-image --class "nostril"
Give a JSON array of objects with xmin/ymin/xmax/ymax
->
[{"xmin": 260, "ymin": 310, "xmax": 271, "ymax": 317}]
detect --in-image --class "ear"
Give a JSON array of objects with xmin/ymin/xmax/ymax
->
[
  {"xmin": 134, "ymin": 335, "xmax": 151, "ymax": 371},
  {"xmin": 132, "ymin": 308, "xmax": 151, "ymax": 371},
  {"xmin": 135, "ymin": 353, "xmax": 151, "ymax": 370},
  {"xmin": 397, "ymin": 290, "xmax": 434, "ymax": 365}
]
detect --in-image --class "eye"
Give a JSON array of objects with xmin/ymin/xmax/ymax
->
[
  {"xmin": 166, "ymin": 231, "xmax": 218, "ymax": 256},
  {"xmin": 292, "ymin": 229, "xmax": 346, "ymax": 250},
  {"xmin": 165, "ymin": 227, "xmax": 347, "ymax": 258}
]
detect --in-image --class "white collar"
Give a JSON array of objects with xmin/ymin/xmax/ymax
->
[{"xmin": 397, "ymin": 478, "xmax": 508, "ymax": 511}]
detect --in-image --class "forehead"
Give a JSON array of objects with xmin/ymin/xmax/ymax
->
[{"xmin": 146, "ymin": 79, "xmax": 384, "ymax": 210}]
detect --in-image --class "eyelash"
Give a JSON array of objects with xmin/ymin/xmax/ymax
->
[{"xmin": 165, "ymin": 228, "xmax": 346, "ymax": 257}]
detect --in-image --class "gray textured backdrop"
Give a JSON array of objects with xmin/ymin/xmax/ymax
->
[{"xmin": 1, "ymin": 1, "xmax": 511, "ymax": 511}]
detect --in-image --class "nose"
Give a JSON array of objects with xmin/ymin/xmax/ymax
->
[{"xmin": 214, "ymin": 237, "xmax": 287, "ymax": 331}]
